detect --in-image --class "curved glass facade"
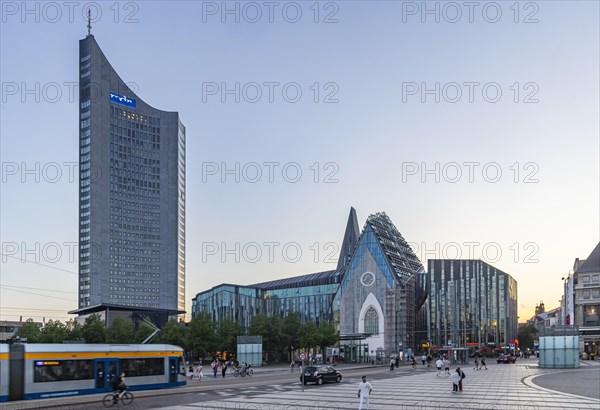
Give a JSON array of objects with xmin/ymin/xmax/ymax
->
[{"xmin": 78, "ymin": 35, "xmax": 185, "ymax": 313}]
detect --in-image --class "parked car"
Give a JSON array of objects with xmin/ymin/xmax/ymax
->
[
  {"xmin": 300, "ymin": 365, "xmax": 342, "ymax": 385},
  {"xmin": 496, "ymin": 354, "xmax": 516, "ymax": 364}
]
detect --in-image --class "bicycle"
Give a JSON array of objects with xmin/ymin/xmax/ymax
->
[
  {"xmin": 102, "ymin": 389, "xmax": 134, "ymax": 407},
  {"xmin": 233, "ymin": 367, "xmax": 253, "ymax": 377}
]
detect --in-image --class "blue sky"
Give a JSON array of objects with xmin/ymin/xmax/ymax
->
[{"xmin": 1, "ymin": 1, "xmax": 598, "ymax": 322}]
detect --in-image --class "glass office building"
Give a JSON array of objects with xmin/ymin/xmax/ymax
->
[
  {"xmin": 192, "ymin": 270, "xmax": 340, "ymax": 329},
  {"xmin": 74, "ymin": 34, "xmax": 185, "ymax": 318},
  {"xmin": 427, "ymin": 260, "xmax": 518, "ymax": 351}
]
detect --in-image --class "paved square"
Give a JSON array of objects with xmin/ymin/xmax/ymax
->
[{"xmin": 157, "ymin": 363, "xmax": 600, "ymax": 409}]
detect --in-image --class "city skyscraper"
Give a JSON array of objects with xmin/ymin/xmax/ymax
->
[{"xmin": 72, "ymin": 33, "xmax": 185, "ymax": 321}]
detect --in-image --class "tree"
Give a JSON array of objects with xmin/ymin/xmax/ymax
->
[
  {"xmin": 217, "ymin": 317, "xmax": 243, "ymax": 355},
  {"xmin": 282, "ymin": 311, "xmax": 302, "ymax": 359},
  {"xmin": 134, "ymin": 320, "xmax": 155, "ymax": 344},
  {"xmin": 299, "ymin": 321, "xmax": 319, "ymax": 358},
  {"xmin": 156, "ymin": 319, "xmax": 188, "ymax": 348},
  {"xmin": 106, "ymin": 317, "xmax": 135, "ymax": 343},
  {"xmin": 82, "ymin": 313, "xmax": 106, "ymax": 343},
  {"xmin": 518, "ymin": 324, "xmax": 538, "ymax": 350},
  {"xmin": 248, "ymin": 315, "xmax": 282, "ymax": 362},
  {"xmin": 38, "ymin": 319, "xmax": 69, "ymax": 343},
  {"xmin": 17, "ymin": 319, "xmax": 41, "ymax": 342},
  {"xmin": 316, "ymin": 321, "xmax": 338, "ymax": 359},
  {"xmin": 187, "ymin": 312, "xmax": 217, "ymax": 360},
  {"xmin": 65, "ymin": 319, "xmax": 83, "ymax": 341}
]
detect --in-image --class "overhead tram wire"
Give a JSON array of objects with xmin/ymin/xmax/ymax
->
[{"xmin": 1, "ymin": 253, "xmax": 182, "ymax": 305}]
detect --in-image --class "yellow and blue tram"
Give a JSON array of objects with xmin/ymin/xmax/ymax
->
[{"xmin": 0, "ymin": 343, "xmax": 186, "ymax": 402}]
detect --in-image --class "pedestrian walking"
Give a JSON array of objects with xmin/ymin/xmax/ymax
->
[
  {"xmin": 444, "ymin": 358, "xmax": 450, "ymax": 375},
  {"xmin": 290, "ymin": 361, "xmax": 295, "ymax": 373},
  {"xmin": 480, "ymin": 358, "xmax": 487, "ymax": 370},
  {"xmin": 450, "ymin": 369, "xmax": 460, "ymax": 392},
  {"xmin": 473, "ymin": 357, "xmax": 479, "ymax": 370},
  {"xmin": 221, "ymin": 362, "xmax": 227, "ymax": 378},
  {"xmin": 212, "ymin": 361, "xmax": 218, "ymax": 378},
  {"xmin": 188, "ymin": 364, "xmax": 194, "ymax": 380},
  {"xmin": 389, "ymin": 358, "xmax": 395, "ymax": 371},
  {"xmin": 411, "ymin": 357, "xmax": 417, "ymax": 369},
  {"xmin": 357, "ymin": 375, "xmax": 373, "ymax": 410},
  {"xmin": 421, "ymin": 354, "xmax": 426, "ymax": 366},
  {"xmin": 426, "ymin": 355, "xmax": 432, "ymax": 367},
  {"xmin": 436, "ymin": 358, "xmax": 444, "ymax": 376},
  {"xmin": 457, "ymin": 367, "xmax": 465, "ymax": 391},
  {"xmin": 196, "ymin": 365, "xmax": 203, "ymax": 380}
]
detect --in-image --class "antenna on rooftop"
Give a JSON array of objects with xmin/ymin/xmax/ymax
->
[{"xmin": 87, "ymin": 8, "xmax": 91, "ymax": 36}]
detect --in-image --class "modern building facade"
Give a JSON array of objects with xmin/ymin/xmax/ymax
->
[
  {"xmin": 192, "ymin": 270, "xmax": 341, "ymax": 330},
  {"xmin": 427, "ymin": 259, "xmax": 518, "ymax": 352},
  {"xmin": 192, "ymin": 208, "xmax": 427, "ymax": 360},
  {"xmin": 72, "ymin": 34, "xmax": 185, "ymax": 320}
]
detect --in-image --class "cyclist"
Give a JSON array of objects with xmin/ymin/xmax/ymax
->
[{"xmin": 110, "ymin": 372, "xmax": 127, "ymax": 404}]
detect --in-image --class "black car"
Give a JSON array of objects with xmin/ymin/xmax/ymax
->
[
  {"xmin": 300, "ymin": 365, "xmax": 342, "ymax": 385},
  {"xmin": 496, "ymin": 354, "xmax": 516, "ymax": 364}
]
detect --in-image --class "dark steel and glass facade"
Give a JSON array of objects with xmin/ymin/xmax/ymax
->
[
  {"xmin": 427, "ymin": 260, "xmax": 518, "ymax": 350},
  {"xmin": 77, "ymin": 35, "xmax": 185, "ymax": 314},
  {"xmin": 192, "ymin": 271, "xmax": 340, "ymax": 329}
]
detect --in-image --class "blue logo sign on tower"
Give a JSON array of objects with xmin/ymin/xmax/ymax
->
[{"xmin": 110, "ymin": 91, "xmax": 136, "ymax": 108}]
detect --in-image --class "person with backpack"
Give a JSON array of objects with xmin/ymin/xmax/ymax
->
[
  {"xmin": 110, "ymin": 372, "xmax": 126, "ymax": 404},
  {"xmin": 450, "ymin": 368, "xmax": 460, "ymax": 392},
  {"xmin": 457, "ymin": 367, "xmax": 466, "ymax": 391}
]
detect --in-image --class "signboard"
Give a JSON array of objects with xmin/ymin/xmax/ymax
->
[
  {"xmin": 299, "ymin": 352, "xmax": 306, "ymax": 360},
  {"xmin": 110, "ymin": 91, "xmax": 136, "ymax": 108}
]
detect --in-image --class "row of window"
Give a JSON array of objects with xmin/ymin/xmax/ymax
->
[
  {"xmin": 109, "ymin": 222, "xmax": 160, "ymax": 232},
  {"xmin": 109, "ymin": 272, "xmax": 160, "ymax": 279},
  {"xmin": 111, "ymin": 106, "xmax": 161, "ymax": 127},
  {"xmin": 580, "ymin": 289, "xmax": 600, "ymax": 299},
  {"xmin": 109, "ymin": 294, "xmax": 160, "ymax": 301},
  {"xmin": 110, "ymin": 197, "xmax": 160, "ymax": 211},
  {"xmin": 581, "ymin": 275, "xmax": 600, "ymax": 283},
  {"xmin": 109, "ymin": 261, "xmax": 160, "ymax": 270},
  {"xmin": 109, "ymin": 229, "xmax": 160, "ymax": 241},
  {"xmin": 109, "ymin": 212, "xmax": 160, "ymax": 226}
]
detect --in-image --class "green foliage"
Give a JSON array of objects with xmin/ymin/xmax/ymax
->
[
  {"xmin": 65, "ymin": 319, "xmax": 83, "ymax": 341},
  {"xmin": 106, "ymin": 317, "xmax": 135, "ymax": 343},
  {"xmin": 17, "ymin": 319, "xmax": 41, "ymax": 342},
  {"xmin": 217, "ymin": 317, "xmax": 243, "ymax": 354},
  {"xmin": 249, "ymin": 315, "xmax": 282, "ymax": 359},
  {"xmin": 187, "ymin": 312, "xmax": 217, "ymax": 359},
  {"xmin": 518, "ymin": 324, "xmax": 538, "ymax": 350},
  {"xmin": 82, "ymin": 314, "xmax": 107, "ymax": 343},
  {"xmin": 38, "ymin": 320, "xmax": 69, "ymax": 343},
  {"xmin": 282, "ymin": 311, "xmax": 302, "ymax": 352},
  {"xmin": 156, "ymin": 319, "xmax": 188, "ymax": 348},
  {"xmin": 317, "ymin": 321, "xmax": 338, "ymax": 355},
  {"xmin": 299, "ymin": 321, "xmax": 319, "ymax": 351}
]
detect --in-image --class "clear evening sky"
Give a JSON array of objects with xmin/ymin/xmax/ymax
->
[{"xmin": 1, "ymin": 1, "xmax": 598, "ymax": 323}]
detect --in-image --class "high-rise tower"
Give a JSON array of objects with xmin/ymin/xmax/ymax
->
[{"xmin": 74, "ymin": 34, "xmax": 185, "ymax": 321}]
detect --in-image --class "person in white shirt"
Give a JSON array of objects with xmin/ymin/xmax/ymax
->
[
  {"xmin": 450, "ymin": 369, "xmax": 460, "ymax": 392},
  {"xmin": 435, "ymin": 358, "xmax": 444, "ymax": 376},
  {"xmin": 357, "ymin": 375, "xmax": 373, "ymax": 410}
]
